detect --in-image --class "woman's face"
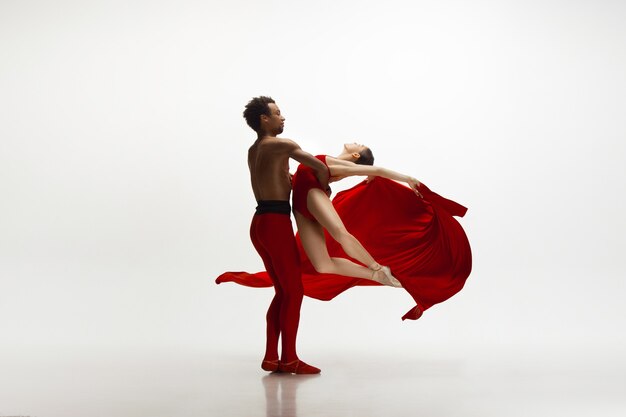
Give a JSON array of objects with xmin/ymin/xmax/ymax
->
[{"xmin": 343, "ymin": 142, "xmax": 368, "ymax": 155}]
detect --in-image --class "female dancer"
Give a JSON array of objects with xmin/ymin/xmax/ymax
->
[
  {"xmin": 292, "ymin": 142, "xmax": 421, "ymax": 287},
  {"xmin": 217, "ymin": 144, "xmax": 472, "ymax": 321}
]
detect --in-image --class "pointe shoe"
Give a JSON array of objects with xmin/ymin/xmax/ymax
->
[
  {"xmin": 261, "ymin": 359, "xmax": 280, "ymax": 372},
  {"xmin": 371, "ymin": 264, "xmax": 402, "ymax": 288},
  {"xmin": 381, "ymin": 266, "xmax": 402, "ymax": 288},
  {"xmin": 371, "ymin": 264, "xmax": 386, "ymax": 284},
  {"xmin": 278, "ymin": 359, "xmax": 321, "ymax": 374}
]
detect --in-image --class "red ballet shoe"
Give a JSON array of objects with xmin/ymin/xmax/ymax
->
[
  {"xmin": 278, "ymin": 359, "xmax": 321, "ymax": 374},
  {"xmin": 261, "ymin": 359, "xmax": 280, "ymax": 372}
]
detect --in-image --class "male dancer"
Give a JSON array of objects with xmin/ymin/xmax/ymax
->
[{"xmin": 243, "ymin": 96, "xmax": 328, "ymax": 374}]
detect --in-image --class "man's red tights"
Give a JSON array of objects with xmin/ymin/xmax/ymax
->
[{"xmin": 250, "ymin": 212, "xmax": 303, "ymax": 363}]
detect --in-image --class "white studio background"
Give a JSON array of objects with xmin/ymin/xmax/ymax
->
[{"xmin": 1, "ymin": 0, "xmax": 625, "ymax": 369}]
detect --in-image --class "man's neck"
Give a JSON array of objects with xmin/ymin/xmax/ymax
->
[{"xmin": 257, "ymin": 132, "xmax": 277, "ymax": 141}]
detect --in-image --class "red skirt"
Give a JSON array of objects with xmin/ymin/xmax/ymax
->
[{"xmin": 216, "ymin": 177, "xmax": 472, "ymax": 320}]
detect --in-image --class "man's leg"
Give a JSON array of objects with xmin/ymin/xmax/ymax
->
[
  {"xmin": 255, "ymin": 214, "xmax": 303, "ymax": 363},
  {"xmin": 252, "ymin": 211, "xmax": 320, "ymax": 374},
  {"xmin": 263, "ymin": 264, "xmax": 282, "ymax": 364},
  {"xmin": 250, "ymin": 215, "xmax": 282, "ymax": 369}
]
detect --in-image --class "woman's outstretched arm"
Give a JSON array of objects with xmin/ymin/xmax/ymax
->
[{"xmin": 326, "ymin": 157, "xmax": 423, "ymax": 197}]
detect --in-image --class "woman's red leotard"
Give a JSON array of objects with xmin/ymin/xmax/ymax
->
[{"xmin": 291, "ymin": 155, "xmax": 331, "ymax": 221}]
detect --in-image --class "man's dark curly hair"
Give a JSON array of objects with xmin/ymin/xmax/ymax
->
[
  {"xmin": 355, "ymin": 148, "xmax": 374, "ymax": 165},
  {"xmin": 243, "ymin": 96, "xmax": 275, "ymax": 132}
]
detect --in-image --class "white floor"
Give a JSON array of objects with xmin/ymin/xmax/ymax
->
[{"xmin": 2, "ymin": 347, "xmax": 625, "ymax": 417}]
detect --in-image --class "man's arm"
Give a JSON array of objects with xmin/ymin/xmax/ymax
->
[{"xmin": 279, "ymin": 139, "xmax": 330, "ymax": 191}]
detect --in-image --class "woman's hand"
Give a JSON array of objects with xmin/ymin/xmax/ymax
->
[{"xmin": 407, "ymin": 176, "xmax": 423, "ymax": 198}]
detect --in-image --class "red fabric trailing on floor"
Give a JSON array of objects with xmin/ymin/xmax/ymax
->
[{"xmin": 216, "ymin": 178, "xmax": 472, "ymax": 320}]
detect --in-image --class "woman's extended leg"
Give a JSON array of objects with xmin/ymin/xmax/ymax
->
[
  {"xmin": 299, "ymin": 189, "xmax": 400, "ymax": 286},
  {"xmin": 295, "ymin": 211, "xmax": 378, "ymax": 281}
]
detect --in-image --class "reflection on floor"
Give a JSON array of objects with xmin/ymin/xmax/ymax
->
[{"xmin": 1, "ymin": 348, "xmax": 625, "ymax": 417}]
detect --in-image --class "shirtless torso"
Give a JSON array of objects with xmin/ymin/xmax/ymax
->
[
  {"xmin": 248, "ymin": 136, "xmax": 330, "ymax": 202},
  {"xmin": 248, "ymin": 137, "xmax": 295, "ymax": 202}
]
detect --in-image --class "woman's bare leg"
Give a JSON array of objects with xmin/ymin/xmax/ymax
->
[
  {"xmin": 297, "ymin": 189, "xmax": 396, "ymax": 284},
  {"xmin": 306, "ymin": 189, "xmax": 377, "ymax": 265},
  {"xmin": 295, "ymin": 211, "xmax": 378, "ymax": 281}
]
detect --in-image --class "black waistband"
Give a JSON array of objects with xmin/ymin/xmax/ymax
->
[{"xmin": 255, "ymin": 200, "xmax": 291, "ymax": 215}]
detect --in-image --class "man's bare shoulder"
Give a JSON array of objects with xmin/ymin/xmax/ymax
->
[{"xmin": 254, "ymin": 137, "xmax": 299, "ymax": 152}]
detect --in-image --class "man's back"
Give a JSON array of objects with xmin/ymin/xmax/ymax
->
[{"xmin": 248, "ymin": 137, "xmax": 293, "ymax": 202}]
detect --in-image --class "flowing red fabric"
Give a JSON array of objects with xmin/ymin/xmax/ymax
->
[{"xmin": 216, "ymin": 178, "xmax": 472, "ymax": 320}]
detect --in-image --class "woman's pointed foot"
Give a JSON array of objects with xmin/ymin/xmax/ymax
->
[
  {"xmin": 370, "ymin": 264, "xmax": 386, "ymax": 285},
  {"xmin": 278, "ymin": 359, "xmax": 321, "ymax": 374},
  {"xmin": 381, "ymin": 266, "xmax": 402, "ymax": 288},
  {"xmin": 371, "ymin": 264, "xmax": 402, "ymax": 288}
]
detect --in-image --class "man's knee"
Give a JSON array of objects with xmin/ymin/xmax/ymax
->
[
  {"xmin": 282, "ymin": 290, "xmax": 304, "ymax": 306},
  {"xmin": 273, "ymin": 271, "xmax": 303, "ymax": 292}
]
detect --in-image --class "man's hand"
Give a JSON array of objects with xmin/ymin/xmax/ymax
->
[
  {"xmin": 287, "ymin": 143, "xmax": 329, "ymax": 191},
  {"xmin": 315, "ymin": 169, "xmax": 330, "ymax": 195}
]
